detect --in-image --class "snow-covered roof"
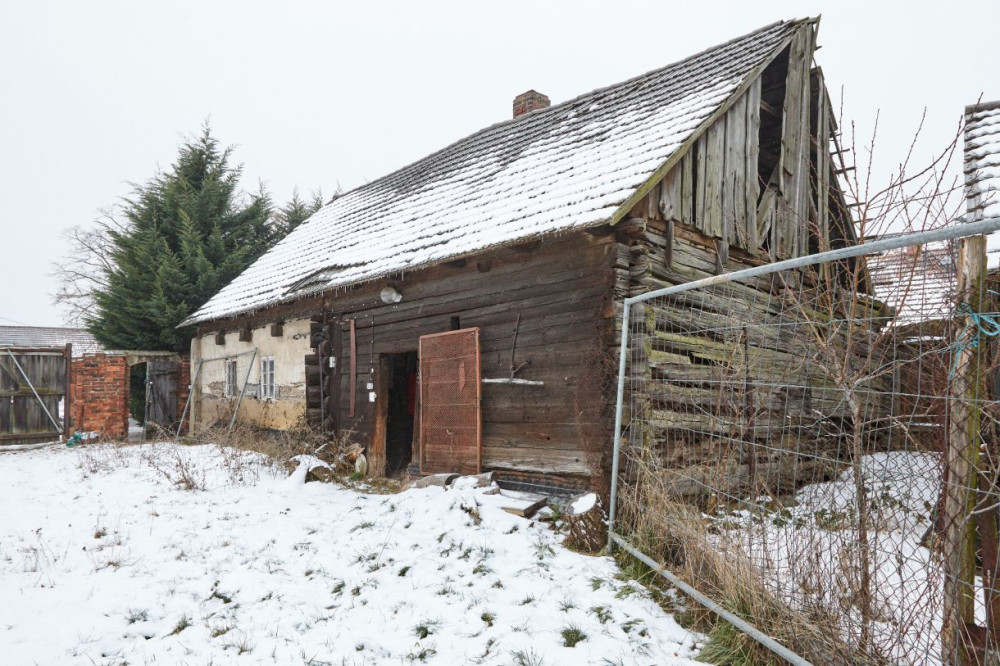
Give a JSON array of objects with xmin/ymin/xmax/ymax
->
[
  {"xmin": 184, "ymin": 19, "xmax": 811, "ymax": 326},
  {"xmin": 866, "ymin": 241, "xmax": 956, "ymax": 326},
  {"xmin": 966, "ymin": 100, "xmax": 1000, "ymax": 269},
  {"xmin": 0, "ymin": 326, "xmax": 104, "ymax": 356}
]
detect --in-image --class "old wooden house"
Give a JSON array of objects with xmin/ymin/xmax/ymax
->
[{"xmin": 181, "ymin": 18, "xmax": 857, "ymax": 491}]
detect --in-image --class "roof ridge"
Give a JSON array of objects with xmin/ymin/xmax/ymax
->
[
  {"xmin": 185, "ymin": 18, "xmax": 814, "ymax": 325},
  {"xmin": 324, "ymin": 18, "xmax": 811, "ymax": 204},
  {"xmin": 966, "ymin": 99, "xmax": 1000, "ymax": 116},
  {"xmin": 0, "ymin": 325, "xmax": 89, "ymax": 331}
]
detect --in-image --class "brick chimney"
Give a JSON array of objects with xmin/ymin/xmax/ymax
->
[{"xmin": 513, "ymin": 90, "xmax": 550, "ymax": 118}]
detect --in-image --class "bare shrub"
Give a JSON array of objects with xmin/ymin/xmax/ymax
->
[
  {"xmin": 76, "ymin": 441, "xmax": 133, "ymax": 475},
  {"xmin": 186, "ymin": 418, "xmax": 360, "ymax": 483},
  {"xmin": 142, "ymin": 445, "xmax": 206, "ymax": 491}
]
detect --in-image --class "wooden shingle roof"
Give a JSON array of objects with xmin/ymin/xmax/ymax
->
[{"xmin": 185, "ymin": 19, "xmax": 813, "ymax": 325}]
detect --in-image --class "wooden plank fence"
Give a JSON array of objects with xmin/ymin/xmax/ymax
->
[{"xmin": 0, "ymin": 345, "xmax": 70, "ymax": 446}]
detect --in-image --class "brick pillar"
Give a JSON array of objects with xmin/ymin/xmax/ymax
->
[{"xmin": 70, "ymin": 353, "xmax": 129, "ymax": 439}]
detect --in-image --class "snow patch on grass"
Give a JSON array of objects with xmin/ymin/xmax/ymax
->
[{"xmin": 0, "ymin": 442, "xmax": 702, "ymax": 664}]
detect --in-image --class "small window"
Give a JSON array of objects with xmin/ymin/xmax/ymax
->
[
  {"xmin": 260, "ymin": 356, "xmax": 275, "ymax": 401},
  {"xmin": 224, "ymin": 359, "xmax": 238, "ymax": 398}
]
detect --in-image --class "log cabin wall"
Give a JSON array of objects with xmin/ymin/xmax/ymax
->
[
  {"xmin": 323, "ymin": 233, "xmax": 617, "ymax": 488},
  {"xmin": 200, "ymin": 232, "xmax": 618, "ymax": 489},
  {"xmin": 613, "ymin": 22, "xmax": 887, "ymax": 496}
]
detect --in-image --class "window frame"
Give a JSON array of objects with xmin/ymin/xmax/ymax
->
[
  {"xmin": 224, "ymin": 359, "xmax": 238, "ymax": 398},
  {"xmin": 260, "ymin": 355, "xmax": 276, "ymax": 401}
]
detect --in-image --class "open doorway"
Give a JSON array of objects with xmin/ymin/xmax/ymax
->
[
  {"xmin": 126, "ymin": 356, "xmax": 179, "ymax": 441},
  {"xmin": 385, "ymin": 351, "xmax": 418, "ymax": 474},
  {"xmin": 128, "ymin": 362, "xmax": 147, "ymax": 441}
]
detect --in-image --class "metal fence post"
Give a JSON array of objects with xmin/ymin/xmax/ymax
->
[
  {"xmin": 175, "ymin": 359, "xmax": 203, "ymax": 438},
  {"xmin": 227, "ymin": 349, "xmax": 257, "ymax": 439},
  {"xmin": 607, "ymin": 300, "xmax": 633, "ymax": 552}
]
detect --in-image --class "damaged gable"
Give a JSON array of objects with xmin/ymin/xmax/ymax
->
[{"xmin": 183, "ymin": 19, "xmax": 817, "ymax": 327}]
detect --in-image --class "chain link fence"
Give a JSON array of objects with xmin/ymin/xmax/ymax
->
[{"xmin": 609, "ymin": 218, "xmax": 1000, "ymax": 665}]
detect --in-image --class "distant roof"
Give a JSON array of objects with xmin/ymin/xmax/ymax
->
[
  {"xmin": 184, "ymin": 18, "xmax": 812, "ymax": 326},
  {"xmin": 0, "ymin": 326, "xmax": 104, "ymax": 356},
  {"xmin": 867, "ymin": 240, "xmax": 956, "ymax": 326},
  {"xmin": 966, "ymin": 100, "xmax": 1000, "ymax": 269}
]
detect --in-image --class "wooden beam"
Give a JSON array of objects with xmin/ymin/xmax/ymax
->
[
  {"xmin": 941, "ymin": 234, "xmax": 987, "ymax": 665},
  {"xmin": 514, "ymin": 240, "xmax": 542, "ymax": 253},
  {"xmin": 348, "ymin": 319, "xmax": 357, "ymax": 418}
]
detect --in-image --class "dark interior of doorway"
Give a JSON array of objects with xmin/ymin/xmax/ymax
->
[
  {"xmin": 385, "ymin": 351, "xmax": 418, "ymax": 474},
  {"xmin": 129, "ymin": 363, "xmax": 147, "ymax": 423}
]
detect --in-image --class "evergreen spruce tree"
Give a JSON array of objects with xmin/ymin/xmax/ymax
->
[
  {"xmin": 87, "ymin": 126, "xmax": 276, "ymax": 352},
  {"xmin": 273, "ymin": 188, "xmax": 324, "ymax": 237}
]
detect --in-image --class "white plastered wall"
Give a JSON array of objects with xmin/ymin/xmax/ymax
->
[{"xmin": 189, "ymin": 318, "xmax": 312, "ymax": 430}]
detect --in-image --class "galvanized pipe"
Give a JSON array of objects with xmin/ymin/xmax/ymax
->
[
  {"xmin": 227, "ymin": 348, "xmax": 257, "ymax": 439},
  {"xmin": 606, "ymin": 300, "xmax": 632, "ymax": 552},
  {"xmin": 175, "ymin": 359, "xmax": 203, "ymax": 438},
  {"xmin": 624, "ymin": 216, "xmax": 1000, "ymax": 307},
  {"xmin": 196, "ymin": 349, "xmax": 259, "ymax": 364},
  {"xmin": 610, "ymin": 534, "xmax": 815, "ymax": 666}
]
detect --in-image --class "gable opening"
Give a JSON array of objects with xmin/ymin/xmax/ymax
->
[{"xmin": 756, "ymin": 44, "xmax": 789, "ymax": 199}]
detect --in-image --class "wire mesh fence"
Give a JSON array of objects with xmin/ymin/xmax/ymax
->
[
  {"xmin": 609, "ymin": 219, "xmax": 1000, "ymax": 665},
  {"xmin": 178, "ymin": 349, "xmax": 258, "ymax": 438}
]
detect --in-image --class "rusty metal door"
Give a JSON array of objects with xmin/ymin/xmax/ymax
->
[
  {"xmin": 419, "ymin": 328, "xmax": 481, "ymax": 475},
  {"xmin": 145, "ymin": 358, "xmax": 178, "ymax": 429},
  {"xmin": 0, "ymin": 347, "xmax": 69, "ymax": 446}
]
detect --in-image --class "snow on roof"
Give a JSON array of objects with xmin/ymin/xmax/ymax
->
[
  {"xmin": 184, "ymin": 19, "xmax": 810, "ymax": 326},
  {"xmin": 966, "ymin": 100, "xmax": 1000, "ymax": 269},
  {"xmin": 867, "ymin": 240, "xmax": 956, "ymax": 326},
  {"xmin": 0, "ymin": 326, "xmax": 104, "ymax": 356}
]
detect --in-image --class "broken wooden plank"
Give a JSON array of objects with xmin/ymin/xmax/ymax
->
[{"xmin": 499, "ymin": 491, "xmax": 549, "ymax": 518}]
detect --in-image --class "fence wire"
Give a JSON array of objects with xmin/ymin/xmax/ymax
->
[
  {"xmin": 180, "ymin": 349, "xmax": 257, "ymax": 438},
  {"xmin": 610, "ymin": 220, "xmax": 1000, "ymax": 665}
]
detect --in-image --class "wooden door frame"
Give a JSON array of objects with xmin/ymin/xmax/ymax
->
[{"xmin": 369, "ymin": 354, "xmax": 390, "ymax": 477}]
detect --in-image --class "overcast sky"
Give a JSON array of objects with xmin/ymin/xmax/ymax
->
[{"xmin": 1, "ymin": 0, "xmax": 997, "ymax": 327}]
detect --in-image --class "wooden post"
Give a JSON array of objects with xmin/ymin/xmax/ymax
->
[
  {"xmin": 63, "ymin": 343, "xmax": 72, "ymax": 439},
  {"xmin": 942, "ymin": 234, "xmax": 986, "ymax": 665},
  {"xmin": 326, "ymin": 316, "xmax": 342, "ymax": 434},
  {"xmin": 369, "ymin": 355, "xmax": 389, "ymax": 477},
  {"xmin": 348, "ymin": 319, "xmax": 357, "ymax": 419}
]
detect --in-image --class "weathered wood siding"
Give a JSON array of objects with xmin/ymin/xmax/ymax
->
[
  {"xmin": 614, "ymin": 22, "xmax": 885, "ymax": 495},
  {"xmin": 0, "ymin": 347, "xmax": 69, "ymax": 445},
  {"xmin": 313, "ymin": 233, "xmax": 617, "ymax": 481}
]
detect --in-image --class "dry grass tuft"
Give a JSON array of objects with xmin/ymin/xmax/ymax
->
[{"xmin": 619, "ymin": 454, "xmax": 871, "ymax": 666}]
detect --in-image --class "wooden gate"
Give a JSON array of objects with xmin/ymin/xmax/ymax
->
[
  {"xmin": 0, "ymin": 346, "xmax": 70, "ymax": 446},
  {"xmin": 419, "ymin": 329, "xmax": 481, "ymax": 475},
  {"xmin": 145, "ymin": 358, "xmax": 178, "ymax": 429}
]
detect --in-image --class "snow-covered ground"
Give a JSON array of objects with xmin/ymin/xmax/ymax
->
[
  {"xmin": 0, "ymin": 442, "xmax": 702, "ymax": 665},
  {"xmin": 716, "ymin": 451, "xmax": 945, "ymax": 664}
]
